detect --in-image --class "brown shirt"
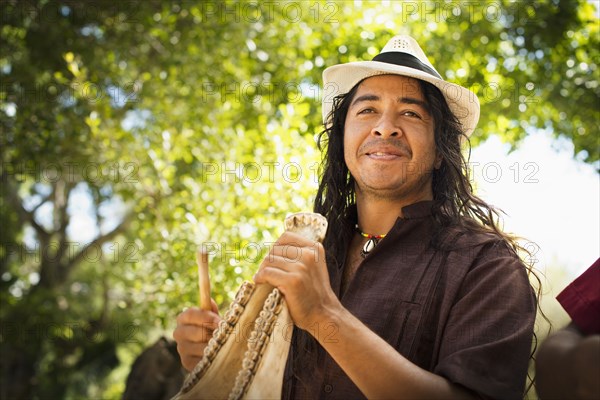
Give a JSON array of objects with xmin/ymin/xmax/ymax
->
[{"xmin": 282, "ymin": 201, "xmax": 536, "ymax": 400}]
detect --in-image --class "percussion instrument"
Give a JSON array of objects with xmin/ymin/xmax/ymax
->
[{"xmin": 172, "ymin": 212, "xmax": 327, "ymax": 400}]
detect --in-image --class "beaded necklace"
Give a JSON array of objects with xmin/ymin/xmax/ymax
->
[{"xmin": 356, "ymin": 225, "xmax": 387, "ymax": 258}]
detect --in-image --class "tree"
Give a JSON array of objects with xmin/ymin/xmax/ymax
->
[{"xmin": 1, "ymin": 1, "xmax": 597, "ymax": 398}]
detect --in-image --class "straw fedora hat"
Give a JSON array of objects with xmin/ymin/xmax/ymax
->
[{"xmin": 322, "ymin": 35, "xmax": 480, "ymax": 136}]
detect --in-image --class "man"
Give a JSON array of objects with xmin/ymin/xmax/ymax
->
[{"xmin": 174, "ymin": 35, "xmax": 536, "ymax": 399}]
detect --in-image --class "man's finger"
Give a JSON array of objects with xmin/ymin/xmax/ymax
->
[
  {"xmin": 258, "ymin": 254, "xmax": 304, "ymax": 275},
  {"xmin": 254, "ymin": 264, "xmax": 297, "ymax": 289},
  {"xmin": 176, "ymin": 307, "xmax": 220, "ymax": 327},
  {"xmin": 173, "ymin": 324, "xmax": 216, "ymax": 343},
  {"xmin": 177, "ymin": 339, "xmax": 208, "ymax": 357}
]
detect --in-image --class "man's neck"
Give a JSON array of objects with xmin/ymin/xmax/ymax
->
[
  {"xmin": 355, "ymin": 193, "xmax": 431, "ymax": 235},
  {"xmin": 355, "ymin": 198, "xmax": 403, "ymax": 235}
]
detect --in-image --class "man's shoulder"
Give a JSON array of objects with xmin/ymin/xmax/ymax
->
[
  {"xmin": 434, "ymin": 220, "xmax": 522, "ymax": 263},
  {"xmin": 437, "ymin": 221, "xmax": 508, "ymax": 249}
]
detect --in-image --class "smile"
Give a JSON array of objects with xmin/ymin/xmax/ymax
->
[
  {"xmin": 360, "ymin": 141, "xmax": 411, "ymax": 160},
  {"xmin": 366, "ymin": 152, "xmax": 402, "ymax": 160}
]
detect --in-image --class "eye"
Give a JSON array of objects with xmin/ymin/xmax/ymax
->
[
  {"xmin": 357, "ymin": 107, "xmax": 375, "ymax": 115},
  {"xmin": 402, "ymin": 110, "xmax": 422, "ymax": 119}
]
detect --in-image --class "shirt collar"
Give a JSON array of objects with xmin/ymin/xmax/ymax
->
[{"xmin": 400, "ymin": 200, "xmax": 434, "ymax": 219}]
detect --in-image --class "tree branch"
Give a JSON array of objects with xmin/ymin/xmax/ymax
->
[
  {"xmin": 30, "ymin": 192, "xmax": 53, "ymax": 215},
  {"xmin": 1, "ymin": 174, "xmax": 50, "ymax": 242},
  {"xmin": 55, "ymin": 181, "xmax": 75, "ymax": 264},
  {"xmin": 66, "ymin": 212, "xmax": 133, "ymax": 274}
]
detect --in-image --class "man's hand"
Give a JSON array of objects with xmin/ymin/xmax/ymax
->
[
  {"xmin": 173, "ymin": 299, "xmax": 220, "ymax": 371},
  {"xmin": 253, "ymin": 231, "xmax": 341, "ymax": 331}
]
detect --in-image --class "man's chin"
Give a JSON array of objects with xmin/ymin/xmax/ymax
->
[
  {"xmin": 356, "ymin": 176, "xmax": 433, "ymax": 201},
  {"xmin": 356, "ymin": 182, "xmax": 406, "ymax": 199}
]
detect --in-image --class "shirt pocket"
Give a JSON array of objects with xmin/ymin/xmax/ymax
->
[{"xmin": 385, "ymin": 300, "xmax": 423, "ymax": 358}]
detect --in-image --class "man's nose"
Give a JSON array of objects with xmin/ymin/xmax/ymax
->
[{"xmin": 371, "ymin": 113, "xmax": 402, "ymax": 138}]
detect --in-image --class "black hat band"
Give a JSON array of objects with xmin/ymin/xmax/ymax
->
[{"xmin": 371, "ymin": 52, "xmax": 442, "ymax": 80}]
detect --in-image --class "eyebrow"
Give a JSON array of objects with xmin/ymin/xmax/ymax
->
[{"xmin": 350, "ymin": 94, "xmax": 428, "ymax": 109}]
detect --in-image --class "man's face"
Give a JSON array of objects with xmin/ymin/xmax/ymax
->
[{"xmin": 343, "ymin": 74, "xmax": 441, "ymax": 203}]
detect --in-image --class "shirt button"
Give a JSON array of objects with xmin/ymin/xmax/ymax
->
[{"xmin": 324, "ymin": 384, "xmax": 333, "ymax": 393}]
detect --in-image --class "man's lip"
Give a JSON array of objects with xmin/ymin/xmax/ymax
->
[
  {"xmin": 365, "ymin": 152, "xmax": 402, "ymax": 161},
  {"xmin": 365, "ymin": 151, "xmax": 402, "ymax": 156},
  {"xmin": 360, "ymin": 142, "xmax": 411, "ymax": 158},
  {"xmin": 363, "ymin": 147, "xmax": 407, "ymax": 157}
]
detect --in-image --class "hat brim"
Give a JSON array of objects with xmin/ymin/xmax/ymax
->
[{"xmin": 322, "ymin": 61, "xmax": 480, "ymax": 136}]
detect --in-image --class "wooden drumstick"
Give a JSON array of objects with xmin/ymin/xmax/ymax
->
[{"xmin": 196, "ymin": 249, "xmax": 211, "ymax": 311}]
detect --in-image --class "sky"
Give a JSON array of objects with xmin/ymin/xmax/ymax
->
[{"xmin": 469, "ymin": 130, "xmax": 599, "ymax": 283}]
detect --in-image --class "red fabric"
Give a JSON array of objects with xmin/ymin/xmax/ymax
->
[{"xmin": 556, "ymin": 258, "xmax": 600, "ymax": 335}]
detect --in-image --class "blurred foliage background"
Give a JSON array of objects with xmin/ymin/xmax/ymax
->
[{"xmin": 1, "ymin": 0, "xmax": 598, "ymax": 399}]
